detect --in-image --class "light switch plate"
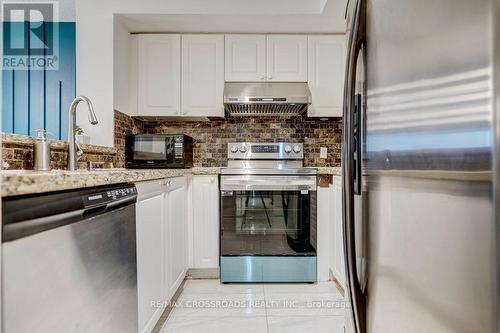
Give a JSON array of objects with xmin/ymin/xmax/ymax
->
[{"xmin": 320, "ymin": 147, "xmax": 328, "ymax": 159}]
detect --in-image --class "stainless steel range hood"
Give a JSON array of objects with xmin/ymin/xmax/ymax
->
[{"xmin": 223, "ymin": 82, "xmax": 312, "ymax": 116}]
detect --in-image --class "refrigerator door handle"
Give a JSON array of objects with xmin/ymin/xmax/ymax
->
[
  {"xmin": 353, "ymin": 93, "xmax": 363, "ymax": 195},
  {"xmin": 342, "ymin": 0, "xmax": 366, "ymax": 332}
]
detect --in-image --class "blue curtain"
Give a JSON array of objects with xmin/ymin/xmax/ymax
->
[{"xmin": 2, "ymin": 21, "xmax": 76, "ymax": 140}]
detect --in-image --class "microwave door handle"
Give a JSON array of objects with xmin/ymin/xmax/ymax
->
[{"xmin": 342, "ymin": 0, "xmax": 366, "ymax": 332}]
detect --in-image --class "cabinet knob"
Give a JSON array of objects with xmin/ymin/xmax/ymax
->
[
  {"xmin": 268, "ymin": 75, "xmax": 273, "ymax": 80},
  {"xmin": 261, "ymin": 75, "xmax": 266, "ymax": 80}
]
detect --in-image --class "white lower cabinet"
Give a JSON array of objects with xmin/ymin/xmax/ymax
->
[
  {"xmin": 316, "ymin": 186, "xmax": 331, "ymax": 282},
  {"xmin": 331, "ymin": 175, "xmax": 346, "ymax": 287},
  {"xmin": 190, "ymin": 176, "xmax": 219, "ymax": 269},
  {"xmin": 164, "ymin": 177, "xmax": 187, "ymax": 299},
  {"xmin": 135, "ymin": 180, "xmax": 166, "ymax": 333},
  {"xmin": 136, "ymin": 177, "xmax": 188, "ymax": 333},
  {"xmin": 318, "ymin": 176, "xmax": 345, "ymax": 289}
]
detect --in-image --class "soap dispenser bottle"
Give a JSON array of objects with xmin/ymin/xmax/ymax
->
[{"xmin": 34, "ymin": 129, "xmax": 51, "ymax": 171}]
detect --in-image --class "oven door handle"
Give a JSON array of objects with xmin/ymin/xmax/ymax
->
[
  {"xmin": 221, "ymin": 184, "xmax": 317, "ymax": 191},
  {"xmin": 220, "ymin": 175, "xmax": 317, "ymax": 192}
]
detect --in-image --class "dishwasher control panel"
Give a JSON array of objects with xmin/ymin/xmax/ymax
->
[{"xmin": 83, "ymin": 185, "xmax": 137, "ymax": 208}]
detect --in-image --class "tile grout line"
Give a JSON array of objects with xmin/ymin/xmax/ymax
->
[{"xmin": 263, "ymin": 285, "xmax": 270, "ymax": 333}]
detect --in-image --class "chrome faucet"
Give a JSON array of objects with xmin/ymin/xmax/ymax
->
[{"xmin": 68, "ymin": 96, "xmax": 98, "ymax": 170}]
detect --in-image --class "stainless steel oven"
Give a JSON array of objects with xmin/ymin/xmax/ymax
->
[{"xmin": 220, "ymin": 142, "xmax": 317, "ymax": 283}]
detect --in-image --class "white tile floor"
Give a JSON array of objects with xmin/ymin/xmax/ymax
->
[{"xmin": 160, "ymin": 280, "xmax": 348, "ymax": 333}]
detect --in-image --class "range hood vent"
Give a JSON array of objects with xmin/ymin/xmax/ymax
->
[{"xmin": 223, "ymin": 82, "xmax": 312, "ymax": 116}]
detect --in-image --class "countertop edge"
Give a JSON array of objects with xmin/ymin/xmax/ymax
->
[{"xmin": 1, "ymin": 166, "xmax": 341, "ymax": 197}]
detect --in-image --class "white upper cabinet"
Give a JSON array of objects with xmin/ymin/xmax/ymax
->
[
  {"xmin": 134, "ymin": 33, "xmax": 345, "ymax": 118},
  {"xmin": 137, "ymin": 34, "xmax": 181, "ymax": 116},
  {"xmin": 225, "ymin": 35, "xmax": 266, "ymax": 82},
  {"xmin": 307, "ymin": 35, "xmax": 346, "ymax": 117},
  {"xmin": 181, "ymin": 35, "xmax": 225, "ymax": 117},
  {"xmin": 266, "ymin": 35, "xmax": 308, "ymax": 82}
]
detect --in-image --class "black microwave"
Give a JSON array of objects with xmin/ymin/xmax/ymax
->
[{"xmin": 125, "ymin": 134, "xmax": 194, "ymax": 169}]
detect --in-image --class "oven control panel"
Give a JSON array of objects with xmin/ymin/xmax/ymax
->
[{"xmin": 227, "ymin": 142, "xmax": 304, "ymax": 160}]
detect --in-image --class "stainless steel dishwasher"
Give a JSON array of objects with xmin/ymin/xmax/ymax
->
[{"xmin": 1, "ymin": 183, "xmax": 138, "ymax": 333}]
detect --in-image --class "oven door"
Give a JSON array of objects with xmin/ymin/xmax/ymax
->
[{"xmin": 220, "ymin": 175, "xmax": 317, "ymax": 282}]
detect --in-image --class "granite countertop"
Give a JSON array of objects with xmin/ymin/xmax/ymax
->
[
  {"xmin": 2, "ymin": 132, "xmax": 117, "ymax": 154},
  {"xmin": 1, "ymin": 167, "xmax": 220, "ymax": 197},
  {"xmin": 1, "ymin": 166, "xmax": 340, "ymax": 197}
]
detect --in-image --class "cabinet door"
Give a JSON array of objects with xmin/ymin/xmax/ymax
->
[
  {"xmin": 192, "ymin": 176, "xmax": 219, "ymax": 268},
  {"xmin": 316, "ymin": 186, "xmax": 331, "ymax": 282},
  {"xmin": 181, "ymin": 35, "xmax": 224, "ymax": 117},
  {"xmin": 307, "ymin": 35, "xmax": 346, "ymax": 117},
  {"xmin": 136, "ymin": 193, "xmax": 164, "ymax": 333},
  {"xmin": 332, "ymin": 176, "xmax": 346, "ymax": 287},
  {"xmin": 137, "ymin": 34, "xmax": 181, "ymax": 116},
  {"xmin": 165, "ymin": 177, "xmax": 187, "ymax": 299},
  {"xmin": 266, "ymin": 35, "xmax": 308, "ymax": 82},
  {"xmin": 225, "ymin": 35, "xmax": 266, "ymax": 82}
]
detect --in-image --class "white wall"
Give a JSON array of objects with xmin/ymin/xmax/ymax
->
[
  {"xmin": 58, "ymin": 0, "xmax": 76, "ymax": 21},
  {"xmin": 113, "ymin": 17, "xmax": 131, "ymax": 115},
  {"xmin": 76, "ymin": 0, "xmax": 114, "ymax": 146}
]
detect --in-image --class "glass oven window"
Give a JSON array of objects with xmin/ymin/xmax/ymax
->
[
  {"xmin": 221, "ymin": 190, "xmax": 316, "ymax": 256},
  {"xmin": 133, "ymin": 137, "xmax": 167, "ymax": 161}
]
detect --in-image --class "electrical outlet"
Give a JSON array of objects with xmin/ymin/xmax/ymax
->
[{"xmin": 320, "ymin": 147, "xmax": 328, "ymax": 159}]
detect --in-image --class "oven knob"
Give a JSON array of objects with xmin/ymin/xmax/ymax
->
[
  {"xmin": 239, "ymin": 146, "xmax": 247, "ymax": 153},
  {"xmin": 230, "ymin": 145, "xmax": 238, "ymax": 153},
  {"xmin": 284, "ymin": 145, "xmax": 292, "ymax": 154},
  {"xmin": 293, "ymin": 145, "xmax": 301, "ymax": 153}
]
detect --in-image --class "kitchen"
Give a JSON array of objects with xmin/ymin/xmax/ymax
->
[{"xmin": 1, "ymin": 1, "xmax": 499, "ymax": 333}]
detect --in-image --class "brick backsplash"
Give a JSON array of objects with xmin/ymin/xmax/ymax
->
[
  {"xmin": 114, "ymin": 110, "xmax": 143, "ymax": 168},
  {"xmin": 133, "ymin": 113, "xmax": 343, "ymax": 167},
  {"xmin": 1, "ymin": 133, "xmax": 118, "ymax": 170},
  {"xmin": 2, "ymin": 111, "xmax": 342, "ymax": 170}
]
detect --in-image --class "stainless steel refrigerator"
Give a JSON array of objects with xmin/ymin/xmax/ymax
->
[{"xmin": 342, "ymin": 0, "xmax": 499, "ymax": 332}]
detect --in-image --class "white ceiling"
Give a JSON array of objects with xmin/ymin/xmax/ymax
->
[{"xmin": 116, "ymin": 0, "xmax": 347, "ymax": 34}]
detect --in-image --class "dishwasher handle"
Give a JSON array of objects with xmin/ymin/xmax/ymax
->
[
  {"xmin": 83, "ymin": 196, "xmax": 136, "ymax": 216},
  {"xmin": 2, "ymin": 184, "xmax": 137, "ymax": 243},
  {"xmin": 3, "ymin": 195, "xmax": 136, "ymax": 242}
]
